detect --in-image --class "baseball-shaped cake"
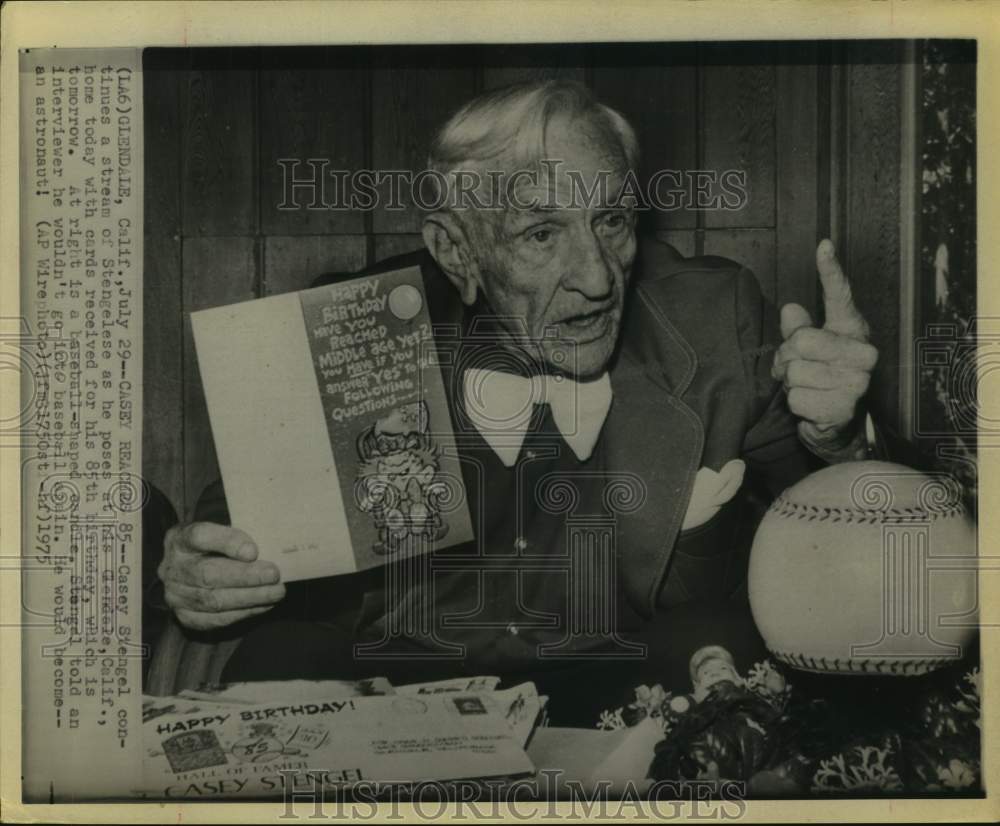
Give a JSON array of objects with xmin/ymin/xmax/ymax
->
[{"xmin": 748, "ymin": 460, "xmax": 977, "ymax": 675}]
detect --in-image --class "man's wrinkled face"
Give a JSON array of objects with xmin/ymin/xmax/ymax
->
[{"xmin": 471, "ymin": 114, "xmax": 637, "ymax": 379}]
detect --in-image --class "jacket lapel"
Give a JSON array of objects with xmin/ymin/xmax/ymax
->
[{"xmin": 607, "ymin": 282, "xmax": 705, "ymax": 618}]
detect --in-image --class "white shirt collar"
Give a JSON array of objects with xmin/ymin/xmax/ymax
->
[{"xmin": 462, "ymin": 367, "xmax": 613, "ymax": 466}]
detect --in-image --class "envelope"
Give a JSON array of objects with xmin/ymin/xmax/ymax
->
[{"xmin": 139, "ymin": 689, "xmax": 535, "ymax": 797}]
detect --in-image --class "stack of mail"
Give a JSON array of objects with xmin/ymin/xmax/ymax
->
[{"xmin": 140, "ymin": 677, "xmax": 545, "ymax": 798}]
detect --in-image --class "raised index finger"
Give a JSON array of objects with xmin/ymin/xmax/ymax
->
[
  {"xmin": 817, "ymin": 240, "xmax": 852, "ymax": 307},
  {"xmin": 817, "ymin": 240, "xmax": 868, "ymax": 340}
]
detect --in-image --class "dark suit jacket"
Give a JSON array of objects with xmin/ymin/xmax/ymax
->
[{"xmin": 603, "ymin": 236, "xmax": 822, "ymax": 614}]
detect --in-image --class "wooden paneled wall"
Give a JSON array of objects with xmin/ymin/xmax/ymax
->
[{"xmin": 142, "ymin": 44, "xmax": 904, "ymax": 519}]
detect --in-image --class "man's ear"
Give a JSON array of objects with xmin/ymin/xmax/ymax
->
[{"xmin": 422, "ymin": 212, "xmax": 481, "ymax": 306}]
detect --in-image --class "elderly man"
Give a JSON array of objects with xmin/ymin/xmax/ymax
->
[{"xmin": 158, "ymin": 80, "xmax": 878, "ymax": 720}]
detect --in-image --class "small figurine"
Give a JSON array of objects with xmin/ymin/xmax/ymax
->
[
  {"xmin": 691, "ymin": 645, "xmax": 743, "ymax": 702},
  {"xmin": 648, "ymin": 645, "xmax": 787, "ymax": 785}
]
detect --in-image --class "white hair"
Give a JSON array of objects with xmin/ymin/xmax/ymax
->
[{"xmin": 425, "ymin": 79, "xmax": 639, "ymax": 211}]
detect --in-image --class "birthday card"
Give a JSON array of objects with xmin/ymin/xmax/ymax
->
[{"xmin": 191, "ymin": 265, "xmax": 473, "ymax": 581}]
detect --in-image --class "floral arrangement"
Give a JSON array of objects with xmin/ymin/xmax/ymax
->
[{"xmin": 596, "ymin": 648, "xmax": 981, "ymax": 797}]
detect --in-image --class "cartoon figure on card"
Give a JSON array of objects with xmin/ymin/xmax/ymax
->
[{"xmin": 355, "ymin": 400, "xmax": 449, "ymax": 553}]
